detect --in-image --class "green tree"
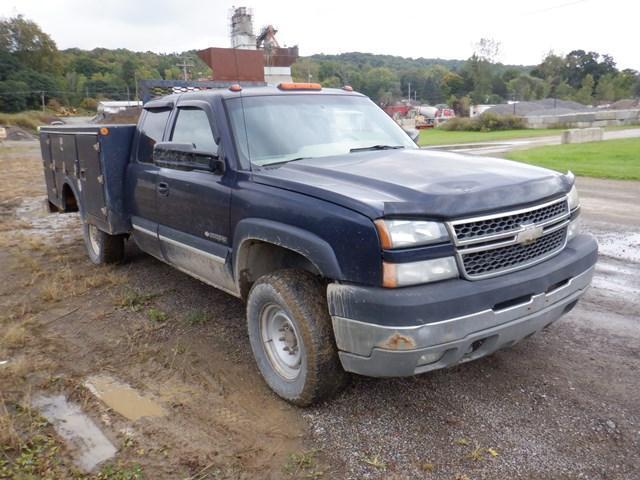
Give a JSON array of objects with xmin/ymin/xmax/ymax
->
[
  {"xmin": 0, "ymin": 15, "xmax": 60, "ymax": 74},
  {"xmin": 0, "ymin": 80, "xmax": 29, "ymax": 111},
  {"xmin": 573, "ymin": 74, "xmax": 595, "ymax": 105},
  {"xmin": 595, "ymin": 73, "xmax": 616, "ymax": 102}
]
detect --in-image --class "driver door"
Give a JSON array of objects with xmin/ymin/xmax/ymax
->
[{"xmin": 155, "ymin": 101, "xmax": 235, "ymax": 293}]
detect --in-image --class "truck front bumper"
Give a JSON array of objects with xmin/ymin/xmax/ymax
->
[{"xmin": 328, "ymin": 234, "xmax": 597, "ymax": 377}]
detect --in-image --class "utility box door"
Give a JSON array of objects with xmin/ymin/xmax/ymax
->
[
  {"xmin": 76, "ymin": 134, "xmax": 107, "ymax": 221},
  {"xmin": 39, "ymin": 134, "xmax": 57, "ymax": 200}
]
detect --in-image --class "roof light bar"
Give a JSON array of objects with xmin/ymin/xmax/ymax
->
[{"xmin": 277, "ymin": 82, "xmax": 322, "ymax": 91}]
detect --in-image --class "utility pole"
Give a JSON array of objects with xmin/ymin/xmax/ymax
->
[
  {"xmin": 41, "ymin": 91, "xmax": 45, "ymax": 112},
  {"xmin": 126, "ymin": 85, "xmax": 130, "ymax": 101},
  {"xmin": 134, "ymin": 72, "xmax": 139, "ymax": 101},
  {"xmin": 408, "ymin": 82, "xmax": 411, "ymax": 102},
  {"xmin": 176, "ymin": 58, "xmax": 194, "ymax": 81}
]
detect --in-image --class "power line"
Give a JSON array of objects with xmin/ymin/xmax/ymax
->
[{"xmin": 525, "ymin": 0, "xmax": 590, "ymax": 15}]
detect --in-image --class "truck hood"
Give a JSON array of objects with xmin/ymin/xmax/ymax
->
[{"xmin": 251, "ymin": 149, "xmax": 573, "ymax": 219}]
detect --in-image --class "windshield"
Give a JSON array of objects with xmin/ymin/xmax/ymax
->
[{"xmin": 226, "ymin": 94, "xmax": 417, "ymax": 168}]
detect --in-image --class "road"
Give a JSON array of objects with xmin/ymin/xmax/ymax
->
[
  {"xmin": 423, "ymin": 127, "xmax": 640, "ymax": 156},
  {"xmin": 1, "ymin": 141, "xmax": 638, "ymax": 479}
]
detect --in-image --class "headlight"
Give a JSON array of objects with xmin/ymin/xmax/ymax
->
[
  {"xmin": 567, "ymin": 185, "xmax": 579, "ymax": 211},
  {"xmin": 375, "ymin": 219, "xmax": 449, "ymax": 249},
  {"xmin": 383, "ymin": 256, "xmax": 458, "ymax": 287}
]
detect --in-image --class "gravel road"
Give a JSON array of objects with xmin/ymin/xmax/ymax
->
[{"xmin": 303, "ymin": 177, "xmax": 640, "ymax": 479}]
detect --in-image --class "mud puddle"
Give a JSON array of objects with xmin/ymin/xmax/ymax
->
[
  {"xmin": 15, "ymin": 196, "xmax": 80, "ymax": 243},
  {"xmin": 31, "ymin": 394, "xmax": 117, "ymax": 471},
  {"xmin": 85, "ymin": 375, "xmax": 165, "ymax": 421},
  {"xmin": 592, "ymin": 231, "xmax": 640, "ymax": 263}
]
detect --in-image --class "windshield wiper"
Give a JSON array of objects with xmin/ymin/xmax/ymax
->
[
  {"xmin": 260, "ymin": 157, "xmax": 309, "ymax": 168},
  {"xmin": 349, "ymin": 145, "xmax": 405, "ymax": 153}
]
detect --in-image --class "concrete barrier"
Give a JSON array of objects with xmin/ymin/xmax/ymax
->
[
  {"xmin": 561, "ymin": 127, "xmax": 604, "ymax": 144},
  {"xmin": 525, "ymin": 108, "xmax": 640, "ymax": 129}
]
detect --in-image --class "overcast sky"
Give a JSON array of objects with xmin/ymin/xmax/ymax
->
[{"xmin": 2, "ymin": 0, "xmax": 638, "ymax": 70}]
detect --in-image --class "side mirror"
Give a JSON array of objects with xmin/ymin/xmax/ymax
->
[
  {"xmin": 153, "ymin": 142, "xmax": 224, "ymax": 174},
  {"xmin": 403, "ymin": 128, "xmax": 420, "ymax": 144}
]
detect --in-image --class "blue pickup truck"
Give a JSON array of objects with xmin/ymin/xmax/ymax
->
[{"xmin": 39, "ymin": 83, "xmax": 597, "ymax": 405}]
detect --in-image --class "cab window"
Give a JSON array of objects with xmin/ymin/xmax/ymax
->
[
  {"xmin": 171, "ymin": 108, "xmax": 217, "ymax": 154},
  {"xmin": 136, "ymin": 108, "xmax": 170, "ymax": 163}
]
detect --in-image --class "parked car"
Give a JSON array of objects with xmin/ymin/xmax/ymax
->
[{"xmin": 39, "ymin": 83, "xmax": 597, "ymax": 405}]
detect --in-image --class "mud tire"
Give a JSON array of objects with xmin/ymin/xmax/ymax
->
[
  {"xmin": 247, "ymin": 269, "xmax": 349, "ymax": 406},
  {"xmin": 82, "ymin": 222, "xmax": 125, "ymax": 265}
]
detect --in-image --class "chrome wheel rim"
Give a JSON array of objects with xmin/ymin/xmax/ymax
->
[
  {"xmin": 260, "ymin": 304, "xmax": 302, "ymax": 380},
  {"xmin": 88, "ymin": 224, "xmax": 100, "ymax": 255}
]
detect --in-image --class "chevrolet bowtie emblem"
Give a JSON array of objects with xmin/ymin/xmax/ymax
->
[{"xmin": 517, "ymin": 224, "xmax": 544, "ymax": 245}]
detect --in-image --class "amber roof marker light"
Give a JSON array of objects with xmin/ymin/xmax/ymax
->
[
  {"xmin": 342, "ymin": 85, "xmax": 354, "ymax": 91},
  {"xmin": 229, "ymin": 84, "xmax": 242, "ymax": 92},
  {"xmin": 277, "ymin": 82, "xmax": 322, "ymax": 91}
]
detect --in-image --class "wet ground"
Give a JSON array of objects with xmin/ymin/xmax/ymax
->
[{"xmin": 1, "ymin": 142, "xmax": 639, "ymax": 479}]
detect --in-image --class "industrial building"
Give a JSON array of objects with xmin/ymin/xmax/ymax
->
[{"xmin": 197, "ymin": 7, "xmax": 298, "ymax": 85}]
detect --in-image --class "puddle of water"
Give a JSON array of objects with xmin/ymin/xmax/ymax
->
[
  {"xmin": 85, "ymin": 375, "xmax": 165, "ymax": 421},
  {"xmin": 31, "ymin": 394, "xmax": 116, "ymax": 472},
  {"xmin": 593, "ymin": 231, "xmax": 640, "ymax": 263},
  {"xmin": 15, "ymin": 197, "xmax": 80, "ymax": 243}
]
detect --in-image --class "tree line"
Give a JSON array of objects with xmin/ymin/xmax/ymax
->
[{"xmin": 1, "ymin": 15, "xmax": 639, "ymax": 114}]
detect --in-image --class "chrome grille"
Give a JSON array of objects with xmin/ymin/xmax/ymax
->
[
  {"xmin": 448, "ymin": 196, "xmax": 571, "ymax": 280},
  {"xmin": 454, "ymin": 200, "xmax": 568, "ymax": 241},
  {"xmin": 461, "ymin": 228, "xmax": 566, "ymax": 277}
]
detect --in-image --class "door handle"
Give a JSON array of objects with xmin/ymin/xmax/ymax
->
[{"xmin": 157, "ymin": 182, "xmax": 169, "ymax": 196}]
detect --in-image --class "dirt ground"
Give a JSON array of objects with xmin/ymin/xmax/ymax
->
[{"xmin": 1, "ymin": 141, "xmax": 638, "ymax": 479}]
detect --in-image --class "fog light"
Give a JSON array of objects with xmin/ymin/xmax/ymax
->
[
  {"xmin": 418, "ymin": 351, "xmax": 444, "ymax": 366},
  {"xmin": 383, "ymin": 256, "xmax": 458, "ymax": 288}
]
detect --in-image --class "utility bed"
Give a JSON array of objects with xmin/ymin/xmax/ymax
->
[{"xmin": 39, "ymin": 124, "xmax": 135, "ymax": 235}]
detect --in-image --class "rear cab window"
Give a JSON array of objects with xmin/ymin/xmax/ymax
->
[{"xmin": 136, "ymin": 108, "xmax": 170, "ymax": 163}]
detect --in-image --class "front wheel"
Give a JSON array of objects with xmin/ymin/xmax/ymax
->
[
  {"xmin": 82, "ymin": 222, "xmax": 125, "ymax": 264},
  {"xmin": 246, "ymin": 269, "xmax": 349, "ymax": 406}
]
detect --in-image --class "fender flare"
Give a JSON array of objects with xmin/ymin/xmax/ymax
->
[{"xmin": 232, "ymin": 218, "xmax": 343, "ymax": 283}]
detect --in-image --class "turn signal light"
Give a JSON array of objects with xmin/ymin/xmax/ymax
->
[
  {"xmin": 99, "ymin": 127, "xmax": 109, "ymax": 136},
  {"xmin": 277, "ymin": 82, "xmax": 322, "ymax": 90}
]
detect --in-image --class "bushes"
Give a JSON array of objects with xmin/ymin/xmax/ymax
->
[{"xmin": 440, "ymin": 112, "xmax": 527, "ymax": 132}]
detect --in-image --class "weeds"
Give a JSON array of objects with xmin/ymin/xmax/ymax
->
[
  {"xmin": 283, "ymin": 449, "xmax": 323, "ymax": 478},
  {"xmin": 362, "ymin": 454, "xmax": 386, "ymax": 470},
  {"xmin": 147, "ymin": 307, "xmax": 167, "ymax": 323},
  {"xmin": 117, "ymin": 288, "xmax": 157, "ymax": 312},
  {"xmin": 2, "ymin": 324, "xmax": 28, "ymax": 348},
  {"xmin": 186, "ymin": 309, "xmax": 208, "ymax": 326}
]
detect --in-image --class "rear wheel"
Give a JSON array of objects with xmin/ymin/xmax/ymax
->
[
  {"xmin": 82, "ymin": 222, "xmax": 125, "ymax": 264},
  {"xmin": 247, "ymin": 269, "xmax": 348, "ymax": 406}
]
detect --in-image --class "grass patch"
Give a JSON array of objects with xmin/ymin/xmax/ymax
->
[
  {"xmin": 505, "ymin": 138, "xmax": 640, "ymax": 180},
  {"xmin": 419, "ymin": 128, "xmax": 562, "ymax": 146},
  {"xmin": 185, "ymin": 310, "xmax": 208, "ymax": 326},
  {"xmin": 117, "ymin": 288, "xmax": 158, "ymax": 312},
  {"xmin": 283, "ymin": 449, "xmax": 323, "ymax": 478},
  {"xmin": 146, "ymin": 307, "xmax": 168, "ymax": 323},
  {"xmin": 0, "ymin": 111, "xmax": 58, "ymax": 132}
]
